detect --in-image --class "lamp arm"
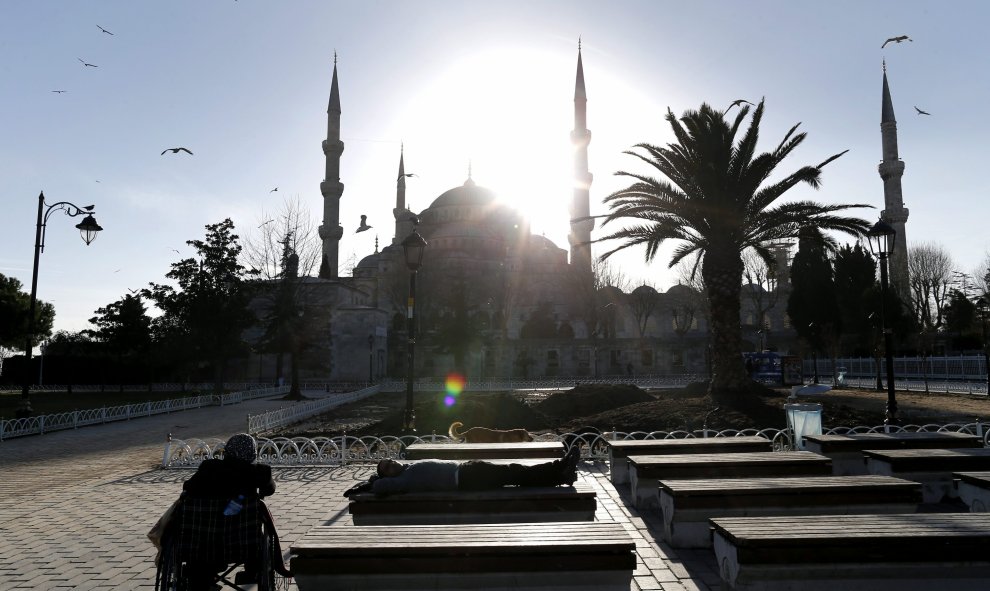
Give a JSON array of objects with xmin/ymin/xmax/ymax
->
[{"xmin": 39, "ymin": 201, "xmax": 97, "ymax": 252}]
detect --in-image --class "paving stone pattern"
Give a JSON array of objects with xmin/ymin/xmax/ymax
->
[{"xmin": 0, "ymin": 393, "xmax": 718, "ymax": 590}]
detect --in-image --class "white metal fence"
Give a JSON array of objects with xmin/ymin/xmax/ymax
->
[
  {"xmin": 376, "ymin": 374, "xmax": 707, "ymax": 393},
  {"xmin": 246, "ymin": 385, "xmax": 381, "ymax": 435},
  {"xmin": 0, "ymin": 385, "xmax": 289, "ymax": 441},
  {"xmin": 807, "ymin": 356, "xmax": 989, "ymax": 383}
]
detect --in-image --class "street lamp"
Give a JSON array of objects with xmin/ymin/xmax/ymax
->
[
  {"xmin": 866, "ymin": 218, "xmax": 897, "ymax": 425},
  {"xmin": 367, "ymin": 334, "xmax": 374, "ymax": 384},
  {"xmin": 401, "ymin": 229, "xmax": 427, "ymax": 433},
  {"xmin": 20, "ymin": 192, "xmax": 103, "ymax": 415},
  {"xmin": 976, "ymin": 298, "xmax": 990, "ymax": 395}
]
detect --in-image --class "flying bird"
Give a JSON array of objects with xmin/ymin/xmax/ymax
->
[
  {"xmin": 882, "ymin": 35, "xmax": 912, "ymax": 48},
  {"xmin": 398, "ymin": 172, "xmax": 417, "ymax": 181},
  {"xmin": 51, "ymin": 90, "xmax": 67, "ymax": 93},
  {"xmin": 914, "ymin": 106, "xmax": 931, "ymax": 116},
  {"xmin": 161, "ymin": 147, "xmax": 193, "ymax": 155},
  {"xmin": 356, "ymin": 214, "xmax": 372, "ymax": 233},
  {"xmin": 269, "ymin": 187, "xmax": 278, "ymax": 193},
  {"xmin": 727, "ymin": 99, "xmax": 755, "ymax": 111},
  {"xmin": 78, "ymin": 58, "xmax": 98, "ymax": 67},
  {"xmin": 258, "ymin": 219, "xmax": 274, "ymax": 228},
  {"xmin": 96, "ymin": 24, "xmax": 114, "ymax": 35}
]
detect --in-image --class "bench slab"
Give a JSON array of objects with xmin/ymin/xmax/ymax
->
[
  {"xmin": 404, "ymin": 442, "xmax": 564, "ymax": 460},
  {"xmin": 712, "ymin": 513, "xmax": 990, "ymax": 590},
  {"xmin": 629, "ymin": 451, "xmax": 832, "ymax": 512},
  {"xmin": 955, "ymin": 471, "xmax": 990, "ymax": 512},
  {"xmin": 803, "ymin": 432, "xmax": 980, "ymax": 475},
  {"xmin": 290, "ymin": 521, "xmax": 637, "ymax": 591},
  {"xmin": 607, "ymin": 436, "xmax": 771, "ymax": 485},
  {"xmin": 659, "ymin": 475, "xmax": 922, "ymax": 548},
  {"xmin": 349, "ymin": 482, "xmax": 597, "ymax": 525},
  {"xmin": 865, "ymin": 448, "xmax": 990, "ymax": 503}
]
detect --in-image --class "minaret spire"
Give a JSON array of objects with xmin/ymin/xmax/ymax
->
[
  {"xmin": 318, "ymin": 55, "xmax": 345, "ymax": 278},
  {"xmin": 878, "ymin": 62, "xmax": 910, "ymax": 295},
  {"xmin": 568, "ymin": 40, "xmax": 593, "ymax": 273},
  {"xmin": 393, "ymin": 144, "xmax": 414, "ymax": 244}
]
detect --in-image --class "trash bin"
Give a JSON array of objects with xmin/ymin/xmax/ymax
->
[{"xmin": 784, "ymin": 402, "xmax": 823, "ymax": 451}]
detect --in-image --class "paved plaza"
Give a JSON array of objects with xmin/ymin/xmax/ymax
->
[{"xmin": 0, "ymin": 393, "xmax": 719, "ymax": 590}]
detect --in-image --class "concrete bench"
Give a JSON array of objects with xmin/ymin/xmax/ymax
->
[
  {"xmin": 864, "ymin": 447, "xmax": 990, "ymax": 503},
  {"xmin": 607, "ymin": 436, "xmax": 771, "ymax": 485},
  {"xmin": 803, "ymin": 432, "xmax": 981, "ymax": 475},
  {"xmin": 658, "ymin": 475, "xmax": 922, "ymax": 548},
  {"xmin": 404, "ymin": 441, "xmax": 565, "ymax": 460},
  {"xmin": 629, "ymin": 451, "xmax": 832, "ymax": 512},
  {"xmin": 348, "ymin": 481, "xmax": 597, "ymax": 525},
  {"xmin": 290, "ymin": 521, "xmax": 637, "ymax": 591},
  {"xmin": 711, "ymin": 513, "xmax": 990, "ymax": 590},
  {"xmin": 956, "ymin": 471, "xmax": 990, "ymax": 511}
]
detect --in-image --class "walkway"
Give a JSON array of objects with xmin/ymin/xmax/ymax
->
[{"xmin": 0, "ymin": 392, "xmax": 718, "ymax": 590}]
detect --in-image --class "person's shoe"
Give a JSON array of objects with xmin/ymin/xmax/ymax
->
[{"xmin": 560, "ymin": 446, "xmax": 581, "ymax": 485}]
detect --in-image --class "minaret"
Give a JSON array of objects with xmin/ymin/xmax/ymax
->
[
  {"xmin": 568, "ymin": 40, "xmax": 594, "ymax": 274},
  {"xmin": 878, "ymin": 61, "xmax": 910, "ymax": 295},
  {"xmin": 393, "ymin": 145, "xmax": 414, "ymax": 244},
  {"xmin": 318, "ymin": 54, "xmax": 345, "ymax": 278}
]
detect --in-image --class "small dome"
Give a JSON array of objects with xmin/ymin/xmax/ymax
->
[
  {"xmin": 356, "ymin": 253, "xmax": 379, "ymax": 269},
  {"xmin": 632, "ymin": 284, "xmax": 658, "ymax": 296}
]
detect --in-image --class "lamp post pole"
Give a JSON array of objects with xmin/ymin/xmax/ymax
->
[
  {"xmin": 867, "ymin": 218, "xmax": 898, "ymax": 425},
  {"xmin": 978, "ymin": 299, "xmax": 989, "ymax": 395},
  {"xmin": 401, "ymin": 229, "xmax": 427, "ymax": 434},
  {"xmin": 367, "ymin": 334, "xmax": 374, "ymax": 384},
  {"xmin": 20, "ymin": 192, "xmax": 102, "ymax": 415}
]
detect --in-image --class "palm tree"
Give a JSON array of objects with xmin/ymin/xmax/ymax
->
[{"xmin": 599, "ymin": 100, "xmax": 871, "ymax": 396}]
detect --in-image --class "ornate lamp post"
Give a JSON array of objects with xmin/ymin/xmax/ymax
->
[
  {"xmin": 401, "ymin": 229, "xmax": 427, "ymax": 433},
  {"xmin": 21, "ymin": 192, "xmax": 103, "ymax": 414},
  {"xmin": 866, "ymin": 218, "xmax": 898, "ymax": 425},
  {"xmin": 367, "ymin": 334, "xmax": 374, "ymax": 384},
  {"xmin": 977, "ymin": 298, "xmax": 990, "ymax": 395}
]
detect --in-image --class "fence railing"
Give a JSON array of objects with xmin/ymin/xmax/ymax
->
[
  {"xmin": 160, "ymin": 421, "xmax": 990, "ymax": 468},
  {"xmin": 807, "ymin": 356, "xmax": 989, "ymax": 383},
  {"xmin": 0, "ymin": 385, "xmax": 289, "ymax": 441},
  {"xmin": 376, "ymin": 374, "xmax": 707, "ymax": 393},
  {"xmin": 246, "ymin": 385, "xmax": 381, "ymax": 435}
]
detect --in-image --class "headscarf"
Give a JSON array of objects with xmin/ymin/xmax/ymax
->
[{"xmin": 224, "ymin": 433, "xmax": 257, "ymax": 463}]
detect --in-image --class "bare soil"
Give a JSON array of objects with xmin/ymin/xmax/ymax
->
[{"xmin": 278, "ymin": 383, "xmax": 990, "ymax": 438}]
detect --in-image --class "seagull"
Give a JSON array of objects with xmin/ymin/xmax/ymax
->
[
  {"xmin": 78, "ymin": 58, "xmax": 98, "ymax": 67},
  {"xmin": 51, "ymin": 90, "xmax": 67, "ymax": 93},
  {"xmin": 258, "ymin": 219, "xmax": 274, "ymax": 228},
  {"xmin": 914, "ymin": 106, "xmax": 931, "ymax": 116},
  {"xmin": 882, "ymin": 35, "xmax": 912, "ymax": 48},
  {"xmin": 727, "ymin": 99, "xmax": 755, "ymax": 111},
  {"xmin": 161, "ymin": 147, "xmax": 193, "ymax": 155},
  {"xmin": 356, "ymin": 215, "xmax": 372, "ymax": 233},
  {"xmin": 114, "ymin": 269, "xmax": 121, "ymax": 273},
  {"xmin": 269, "ymin": 187, "xmax": 278, "ymax": 193},
  {"xmin": 170, "ymin": 249, "xmax": 180, "ymax": 254},
  {"xmin": 96, "ymin": 24, "xmax": 114, "ymax": 35},
  {"xmin": 398, "ymin": 172, "xmax": 417, "ymax": 181}
]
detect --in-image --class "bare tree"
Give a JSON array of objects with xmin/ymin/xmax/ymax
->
[
  {"xmin": 907, "ymin": 242, "xmax": 955, "ymax": 331},
  {"xmin": 975, "ymin": 252, "xmax": 990, "ymax": 301},
  {"xmin": 244, "ymin": 196, "xmax": 321, "ymax": 279},
  {"xmin": 628, "ymin": 283, "xmax": 660, "ymax": 338},
  {"xmin": 741, "ymin": 250, "xmax": 779, "ymax": 349}
]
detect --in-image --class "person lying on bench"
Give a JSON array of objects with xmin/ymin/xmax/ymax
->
[{"xmin": 344, "ymin": 447, "xmax": 581, "ymax": 497}]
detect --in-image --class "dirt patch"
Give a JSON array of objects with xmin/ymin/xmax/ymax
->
[{"xmin": 278, "ymin": 384, "xmax": 990, "ymax": 438}]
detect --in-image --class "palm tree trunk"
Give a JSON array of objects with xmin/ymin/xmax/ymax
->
[{"xmin": 703, "ymin": 246, "xmax": 749, "ymax": 395}]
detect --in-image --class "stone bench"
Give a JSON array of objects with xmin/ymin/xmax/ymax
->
[
  {"xmin": 629, "ymin": 451, "xmax": 832, "ymax": 513},
  {"xmin": 348, "ymin": 481, "xmax": 597, "ymax": 525},
  {"xmin": 956, "ymin": 471, "xmax": 990, "ymax": 511},
  {"xmin": 607, "ymin": 436, "xmax": 771, "ymax": 485},
  {"xmin": 803, "ymin": 432, "xmax": 981, "ymax": 475},
  {"xmin": 711, "ymin": 513, "xmax": 990, "ymax": 590},
  {"xmin": 864, "ymin": 447, "xmax": 990, "ymax": 503},
  {"xmin": 290, "ymin": 521, "xmax": 637, "ymax": 591},
  {"xmin": 404, "ymin": 441, "xmax": 565, "ymax": 460},
  {"xmin": 658, "ymin": 474, "xmax": 922, "ymax": 548}
]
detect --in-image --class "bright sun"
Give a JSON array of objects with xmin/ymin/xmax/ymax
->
[{"xmin": 391, "ymin": 47, "xmax": 576, "ymax": 246}]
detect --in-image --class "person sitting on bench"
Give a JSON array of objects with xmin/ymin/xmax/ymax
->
[{"xmin": 345, "ymin": 447, "xmax": 581, "ymax": 497}]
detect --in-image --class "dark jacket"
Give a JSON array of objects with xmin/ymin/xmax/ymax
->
[{"xmin": 182, "ymin": 458, "xmax": 276, "ymax": 499}]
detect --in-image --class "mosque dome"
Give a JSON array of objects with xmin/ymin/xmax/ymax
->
[{"xmin": 427, "ymin": 179, "xmax": 496, "ymax": 209}]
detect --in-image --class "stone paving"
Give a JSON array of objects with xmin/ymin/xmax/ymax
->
[{"xmin": 0, "ymin": 392, "xmax": 720, "ymax": 590}]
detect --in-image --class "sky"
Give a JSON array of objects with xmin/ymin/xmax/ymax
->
[{"xmin": 3, "ymin": 0, "xmax": 989, "ymax": 336}]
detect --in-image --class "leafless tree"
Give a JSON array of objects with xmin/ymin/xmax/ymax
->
[
  {"xmin": 907, "ymin": 242, "xmax": 955, "ymax": 331},
  {"xmin": 975, "ymin": 252, "xmax": 990, "ymax": 301},
  {"xmin": 243, "ymin": 196, "xmax": 320, "ymax": 280},
  {"xmin": 629, "ymin": 283, "xmax": 660, "ymax": 338}
]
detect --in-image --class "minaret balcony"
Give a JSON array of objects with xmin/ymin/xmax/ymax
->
[
  {"xmin": 322, "ymin": 139, "xmax": 345, "ymax": 155},
  {"xmin": 318, "ymin": 224, "xmax": 344, "ymax": 241},
  {"xmin": 877, "ymin": 160, "xmax": 905, "ymax": 179},
  {"xmin": 320, "ymin": 180, "xmax": 345, "ymax": 198}
]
